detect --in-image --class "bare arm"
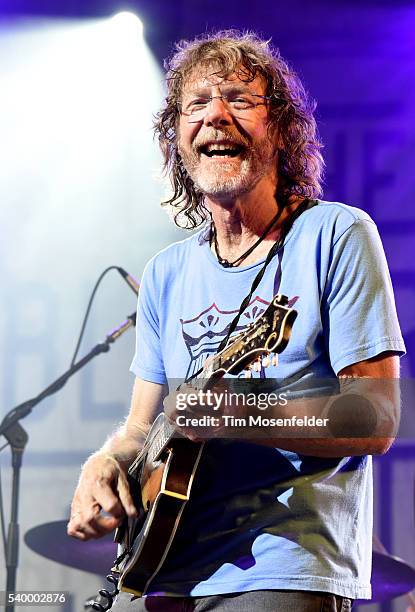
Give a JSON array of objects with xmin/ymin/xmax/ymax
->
[
  {"xmin": 67, "ymin": 377, "xmax": 167, "ymax": 540},
  {"xmin": 249, "ymin": 353, "xmax": 400, "ymax": 457},
  {"xmin": 166, "ymin": 353, "xmax": 400, "ymax": 458}
]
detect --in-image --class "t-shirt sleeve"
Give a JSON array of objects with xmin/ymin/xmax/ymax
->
[
  {"xmin": 130, "ymin": 258, "xmax": 167, "ymax": 385},
  {"xmin": 321, "ymin": 219, "xmax": 405, "ymax": 374}
]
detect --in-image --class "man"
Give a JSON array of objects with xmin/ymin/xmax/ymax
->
[{"xmin": 68, "ymin": 30, "xmax": 405, "ymax": 611}]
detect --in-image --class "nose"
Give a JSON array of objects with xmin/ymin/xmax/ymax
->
[{"xmin": 202, "ymin": 96, "xmax": 233, "ymax": 128}]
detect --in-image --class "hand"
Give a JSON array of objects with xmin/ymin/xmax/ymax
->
[
  {"xmin": 163, "ymin": 383, "xmax": 206, "ymax": 441},
  {"xmin": 67, "ymin": 452, "xmax": 137, "ymax": 540},
  {"xmin": 163, "ymin": 380, "xmax": 247, "ymax": 441}
]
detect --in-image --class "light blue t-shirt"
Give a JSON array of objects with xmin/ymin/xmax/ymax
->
[{"xmin": 130, "ymin": 200, "xmax": 405, "ymax": 600}]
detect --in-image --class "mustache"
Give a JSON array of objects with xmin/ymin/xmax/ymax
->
[{"xmin": 192, "ymin": 129, "xmax": 251, "ymax": 152}]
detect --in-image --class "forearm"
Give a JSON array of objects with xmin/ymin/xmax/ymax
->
[
  {"xmin": 237, "ymin": 375, "xmax": 400, "ymax": 456},
  {"xmin": 94, "ymin": 377, "xmax": 166, "ymax": 469},
  {"xmin": 68, "ymin": 378, "xmax": 164, "ymax": 540},
  {"xmin": 251, "ymin": 434, "xmax": 394, "ymax": 457},
  {"xmin": 97, "ymin": 421, "xmax": 149, "ymax": 470},
  {"xmin": 168, "ymin": 374, "xmax": 399, "ymax": 457}
]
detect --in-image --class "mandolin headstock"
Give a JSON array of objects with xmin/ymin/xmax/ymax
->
[{"xmin": 210, "ymin": 294, "xmax": 297, "ymax": 377}]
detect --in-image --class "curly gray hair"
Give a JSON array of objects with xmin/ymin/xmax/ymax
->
[{"xmin": 154, "ymin": 29, "xmax": 324, "ymax": 229}]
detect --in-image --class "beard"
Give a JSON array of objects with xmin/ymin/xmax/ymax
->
[{"xmin": 178, "ymin": 129, "xmax": 277, "ymax": 199}]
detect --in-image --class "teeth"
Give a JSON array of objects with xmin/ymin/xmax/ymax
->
[{"xmin": 205, "ymin": 143, "xmax": 239, "ymax": 152}]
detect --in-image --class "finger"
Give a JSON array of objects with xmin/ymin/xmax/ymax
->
[
  {"xmin": 67, "ymin": 523, "xmax": 111, "ymax": 540},
  {"xmin": 68, "ymin": 511, "xmax": 120, "ymax": 540},
  {"xmin": 91, "ymin": 465, "xmax": 136, "ymax": 519},
  {"xmin": 68, "ymin": 495, "xmax": 115, "ymax": 535},
  {"xmin": 67, "ymin": 514, "xmax": 84, "ymax": 538},
  {"xmin": 93, "ymin": 483, "xmax": 125, "ymax": 519},
  {"xmin": 117, "ymin": 472, "xmax": 138, "ymax": 517},
  {"xmin": 175, "ymin": 424, "xmax": 203, "ymax": 442},
  {"xmin": 67, "ymin": 520, "xmax": 101, "ymax": 541},
  {"xmin": 163, "ymin": 396, "xmax": 177, "ymax": 419},
  {"xmin": 67, "ymin": 514, "xmax": 101, "ymax": 540},
  {"xmin": 89, "ymin": 513, "xmax": 122, "ymax": 535},
  {"xmin": 91, "ymin": 461, "xmax": 130, "ymax": 516}
]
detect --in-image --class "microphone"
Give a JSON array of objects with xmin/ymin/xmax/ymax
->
[{"xmin": 116, "ymin": 267, "xmax": 140, "ymax": 296}]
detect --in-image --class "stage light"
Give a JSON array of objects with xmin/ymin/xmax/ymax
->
[{"xmin": 110, "ymin": 11, "xmax": 144, "ymax": 38}]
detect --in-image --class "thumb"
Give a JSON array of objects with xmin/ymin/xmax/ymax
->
[{"xmin": 117, "ymin": 470, "xmax": 138, "ymax": 517}]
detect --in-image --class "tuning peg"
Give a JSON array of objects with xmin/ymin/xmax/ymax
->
[
  {"xmin": 262, "ymin": 356, "xmax": 271, "ymax": 368},
  {"xmin": 253, "ymin": 359, "xmax": 262, "ymax": 372},
  {"xmin": 271, "ymin": 354, "xmax": 278, "ymax": 367}
]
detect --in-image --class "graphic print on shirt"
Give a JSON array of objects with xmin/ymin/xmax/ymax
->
[{"xmin": 180, "ymin": 295, "xmax": 299, "ymax": 379}]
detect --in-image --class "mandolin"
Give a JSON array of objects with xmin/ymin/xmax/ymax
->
[{"xmin": 112, "ymin": 293, "xmax": 297, "ymax": 596}]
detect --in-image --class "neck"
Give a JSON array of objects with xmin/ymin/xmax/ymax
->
[
  {"xmin": 212, "ymin": 208, "xmax": 282, "ymax": 268},
  {"xmin": 206, "ymin": 178, "xmax": 280, "ymax": 247},
  {"xmin": 205, "ymin": 180, "xmax": 303, "ymax": 267}
]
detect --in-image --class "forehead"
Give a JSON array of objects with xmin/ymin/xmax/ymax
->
[{"xmin": 181, "ymin": 67, "xmax": 266, "ymax": 97}]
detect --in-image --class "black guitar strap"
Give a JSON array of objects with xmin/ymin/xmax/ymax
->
[{"xmin": 216, "ymin": 197, "xmax": 316, "ymax": 353}]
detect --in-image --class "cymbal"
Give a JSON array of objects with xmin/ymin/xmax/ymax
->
[
  {"xmin": 24, "ymin": 520, "xmax": 117, "ymax": 575},
  {"xmin": 357, "ymin": 551, "xmax": 415, "ymax": 605},
  {"xmin": 25, "ymin": 521, "xmax": 415, "ymax": 603}
]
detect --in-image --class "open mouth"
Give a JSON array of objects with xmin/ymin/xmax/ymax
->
[{"xmin": 199, "ymin": 143, "xmax": 245, "ymax": 158}]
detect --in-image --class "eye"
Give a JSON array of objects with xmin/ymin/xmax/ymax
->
[
  {"xmin": 228, "ymin": 94, "xmax": 254, "ymax": 109},
  {"xmin": 186, "ymin": 99, "xmax": 210, "ymax": 113}
]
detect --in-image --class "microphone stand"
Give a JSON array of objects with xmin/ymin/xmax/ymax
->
[{"xmin": 0, "ymin": 312, "xmax": 136, "ymax": 612}]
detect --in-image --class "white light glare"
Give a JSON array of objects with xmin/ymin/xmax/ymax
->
[{"xmin": 111, "ymin": 11, "xmax": 144, "ymax": 38}]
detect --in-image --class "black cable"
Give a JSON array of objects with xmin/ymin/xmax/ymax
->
[
  {"xmin": 0, "ymin": 457, "xmax": 7, "ymax": 557},
  {"xmin": 70, "ymin": 266, "xmax": 121, "ymax": 367},
  {"xmin": 0, "ymin": 266, "xmax": 135, "ymax": 573}
]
